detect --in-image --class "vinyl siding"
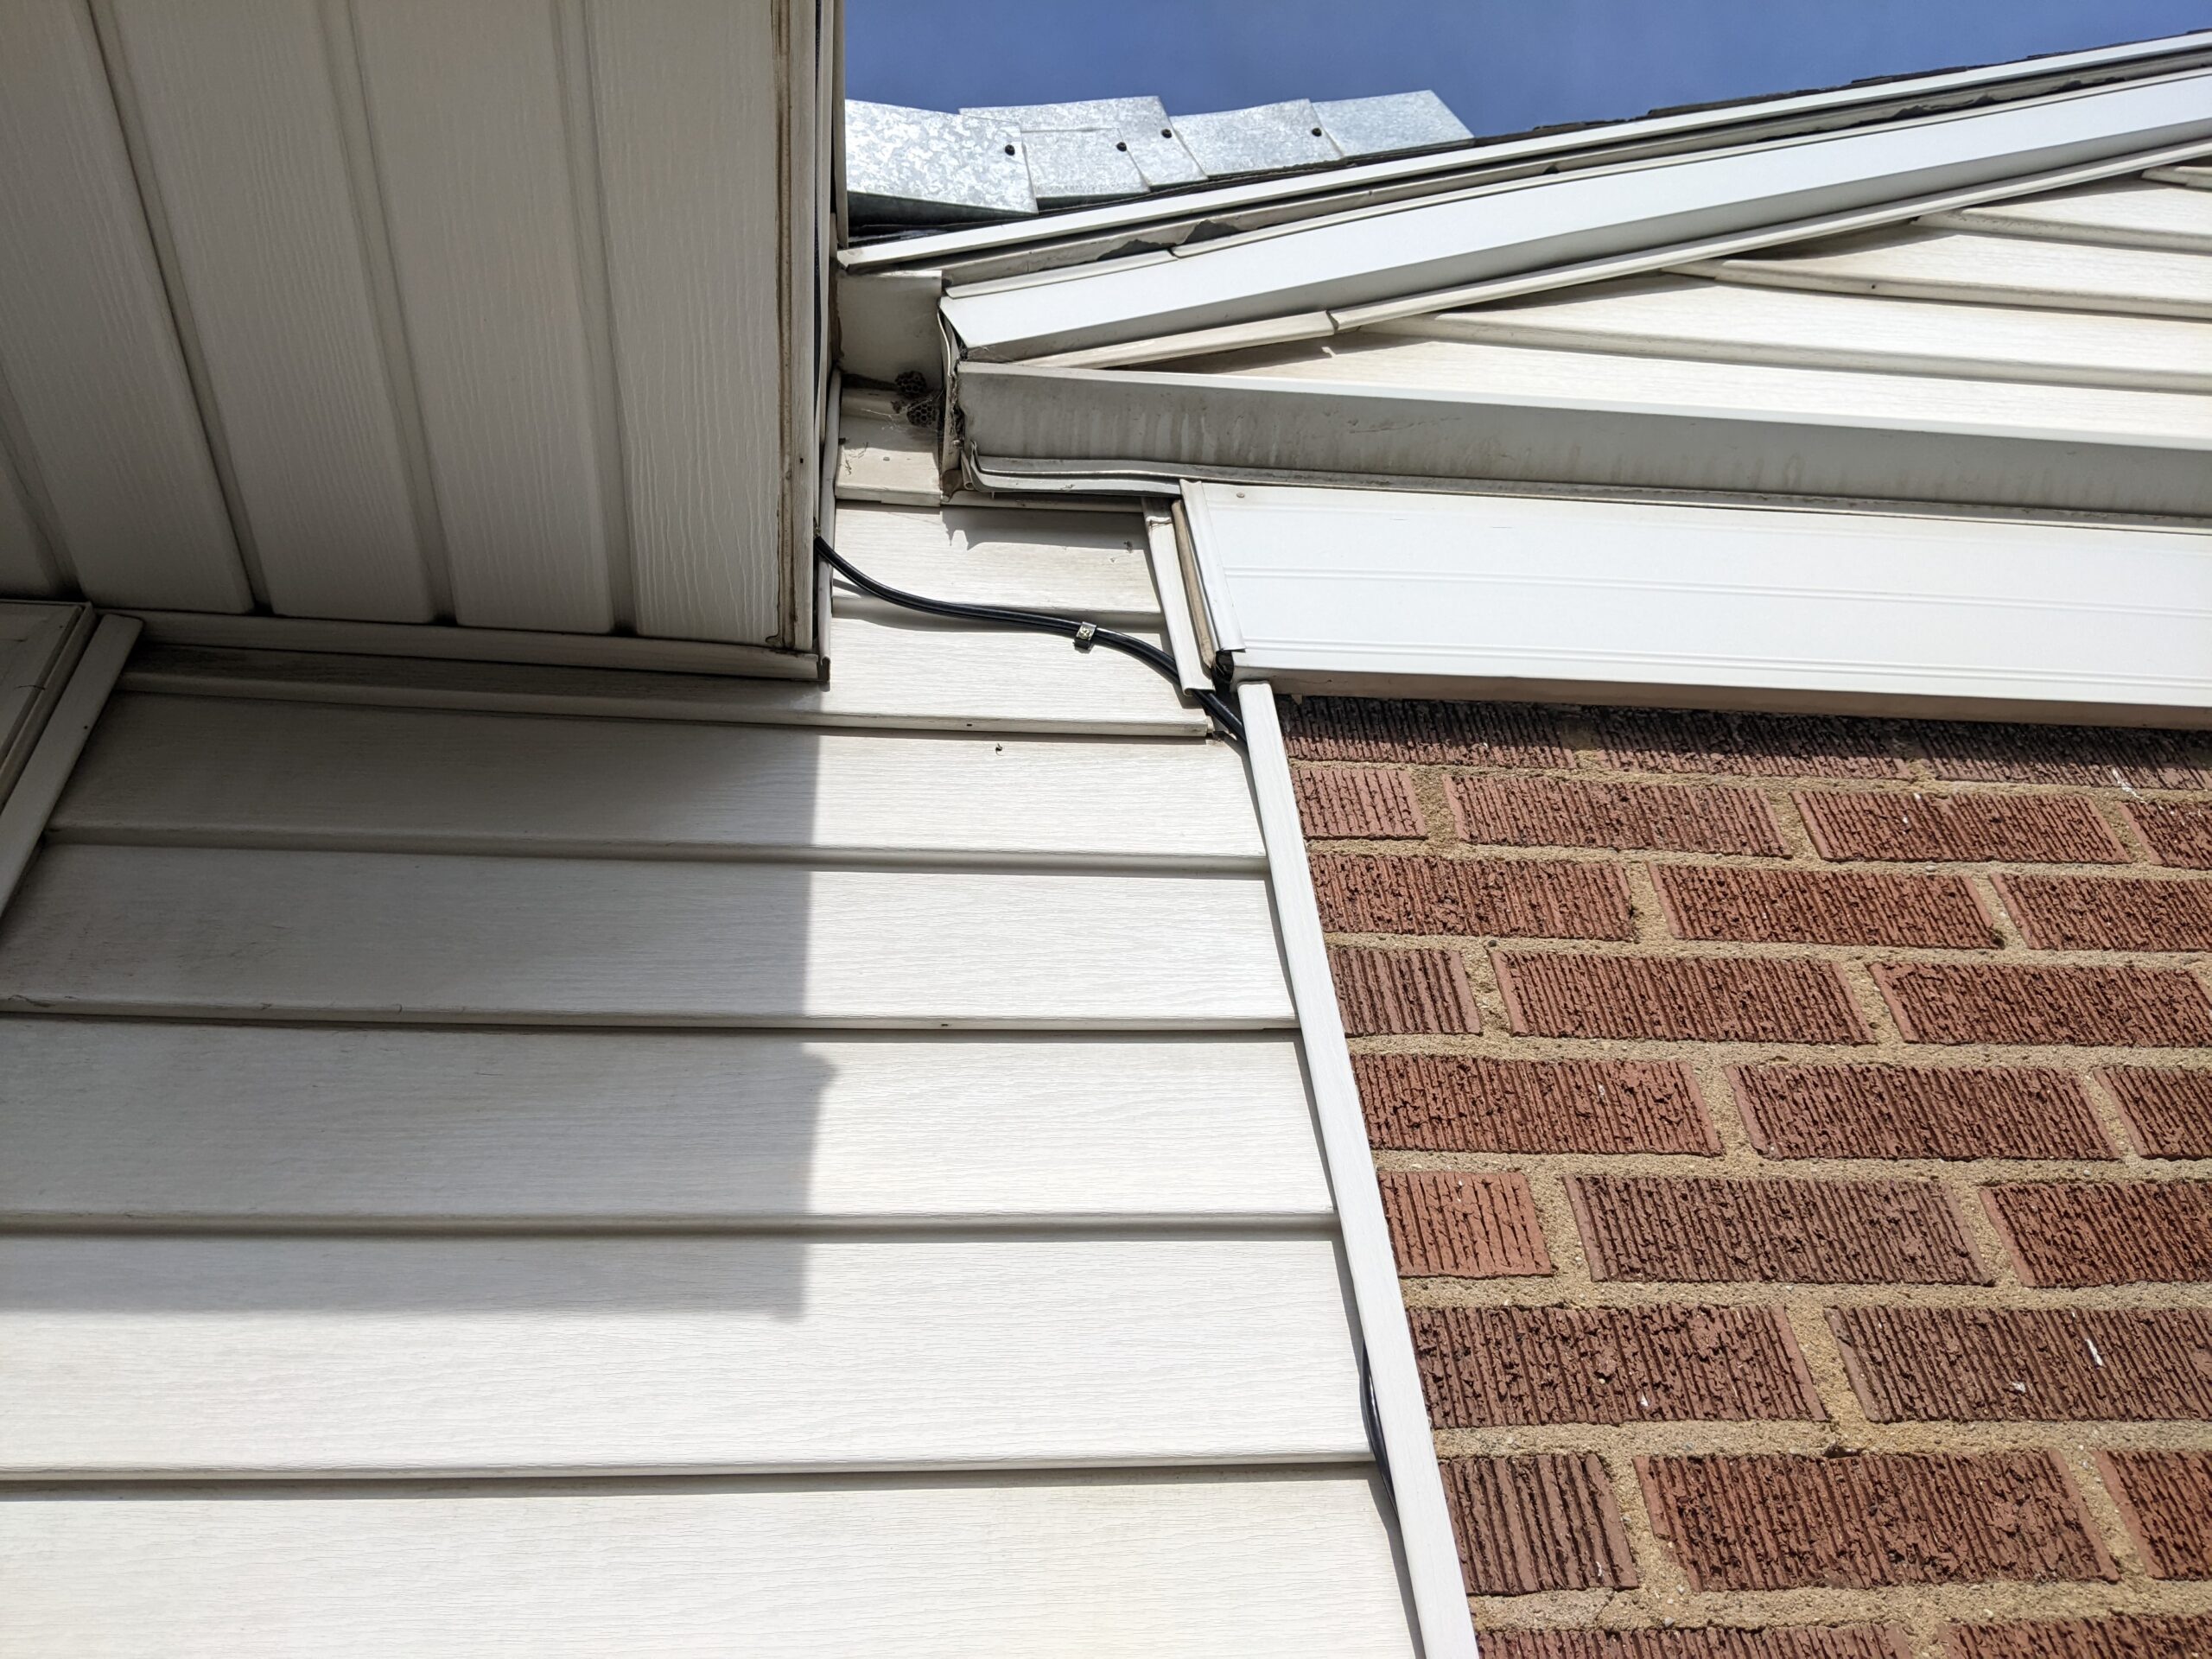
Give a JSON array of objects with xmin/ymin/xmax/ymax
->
[{"xmin": 0, "ymin": 502, "xmax": 1419, "ymax": 1652}]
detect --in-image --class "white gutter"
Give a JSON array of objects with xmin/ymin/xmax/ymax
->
[
  {"xmin": 941, "ymin": 70, "xmax": 2212, "ymax": 360},
  {"xmin": 1238, "ymin": 682, "xmax": 1479, "ymax": 1659},
  {"xmin": 958, "ymin": 350, "xmax": 2212, "ymax": 521},
  {"xmin": 844, "ymin": 29, "xmax": 2212, "ymax": 275}
]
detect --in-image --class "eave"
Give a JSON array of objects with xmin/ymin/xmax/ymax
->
[{"xmin": 936, "ymin": 66, "xmax": 2212, "ymax": 362}]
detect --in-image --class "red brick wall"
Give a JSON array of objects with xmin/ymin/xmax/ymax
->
[{"xmin": 1287, "ymin": 698, "xmax": 2212, "ymax": 1659}]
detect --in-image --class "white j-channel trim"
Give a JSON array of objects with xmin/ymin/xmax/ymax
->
[
  {"xmin": 1143, "ymin": 507, "xmax": 1211, "ymax": 694},
  {"xmin": 941, "ymin": 71, "xmax": 2212, "ymax": 360},
  {"xmin": 118, "ymin": 612, "xmax": 821, "ymax": 683},
  {"xmin": 1240, "ymin": 682, "xmax": 1477, "ymax": 1659},
  {"xmin": 0, "ymin": 613, "xmax": 138, "ymax": 914}
]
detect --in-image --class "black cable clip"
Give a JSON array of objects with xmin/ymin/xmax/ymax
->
[{"xmin": 1071, "ymin": 621, "xmax": 1097, "ymax": 652}]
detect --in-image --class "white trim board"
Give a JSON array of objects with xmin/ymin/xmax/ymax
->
[
  {"xmin": 0, "ymin": 601, "xmax": 93, "ymax": 804},
  {"xmin": 1191, "ymin": 484, "xmax": 2212, "ymax": 726},
  {"xmin": 0, "ymin": 613, "xmax": 137, "ymax": 912}
]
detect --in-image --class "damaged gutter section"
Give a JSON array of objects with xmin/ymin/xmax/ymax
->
[
  {"xmin": 956, "ymin": 343, "xmax": 2212, "ymax": 520},
  {"xmin": 939, "ymin": 69, "xmax": 2212, "ymax": 360}
]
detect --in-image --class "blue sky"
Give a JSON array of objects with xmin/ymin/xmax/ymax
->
[{"xmin": 847, "ymin": 1, "xmax": 2212, "ymax": 137}]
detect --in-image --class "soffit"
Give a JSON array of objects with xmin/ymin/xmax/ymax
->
[{"xmin": 0, "ymin": 0, "xmax": 824, "ymax": 660}]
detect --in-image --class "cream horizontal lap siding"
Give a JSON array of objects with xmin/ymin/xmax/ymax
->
[{"xmin": 0, "ymin": 502, "xmax": 1421, "ymax": 1655}]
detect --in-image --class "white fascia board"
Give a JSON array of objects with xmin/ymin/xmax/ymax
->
[
  {"xmin": 844, "ymin": 29, "xmax": 2212, "ymax": 274},
  {"xmin": 941, "ymin": 71, "xmax": 2212, "ymax": 360},
  {"xmin": 1185, "ymin": 483, "xmax": 2212, "ymax": 727},
  {"xmin": 957, "ymin": 359, "xmax": 2212, "ymax": 520}
]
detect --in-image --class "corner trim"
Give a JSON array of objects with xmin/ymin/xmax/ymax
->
[
  {"xmin": 0, "ymin": 613, "xmax": 140, "ymax": 913},
  {"xmin": 1239, "ymin": 681, "xmax": 1477, "ymax": 1659}
]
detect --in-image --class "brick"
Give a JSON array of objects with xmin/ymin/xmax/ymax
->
[
  {"xmin": 1440, "ymin": 1453, "xmax": 1639, "ymax": 1594},
  {"xmin": 1985, "ymin": 1181, "xmax": 2212, "ymax": 1287},
  {"xmin": 1377, "ymin": 1171, "xmax": 1551, "ymax": 1278},
  {"xmin": 1413, "ymin": 1304, "xmax": 1822, "ymax": 1427},
  {"xmin": 1637, "ymin": 1452, "xmax": 2116, "ymax": 1590},
  {"xmin": 1948, "ymin": 1614, "xmax": 2212, "ymax": 1659},
  {"xmin": 1996, "ymin": 874, "xmax": 2212, "ymax": 952},
  {"xmin": 1358, "ymin": 1054, "xmax": 1718, "ymax": 1155},
  {"xmin": 1732, "ymin": 1065, "xmax": 2113, "ymax": 1161},
  {"xmin": 1875, "ymin": 963, "xmax": 2212, "ymax": 1048},
  {"xmin": 1830, "ymin": 1306, "xmax": 2212, "ymax": 1421},
  {"xmin": 1568, "ymin": 1175, "xmax": 1983, "ymax": 1285},
  {"xmin": 2103, "ymin": 1067, "xmax": 2212, "ymax": 1158},
  {"xmin": 1293, "ymin": 766, "xmax": 1425, "ymax": 838},
  {"xmin": 1450, "ymin": 775, "xmax": 1783, "ymax": 855},
  {"xmin": 2131, "ymin": 801, "xmax": 2212, "ymax": 870},
  {"xmin": 1495, "ymin": 953, "xmax": 1869, "ymax": 1045},
  {"xmin": 1328, "ymin": 945, "xmax": 1478, "ymax": 1036},
  {"xmin": 1914, "ymin": 722, "xmax": 2208, "ymax": 790},
  {"xmin": 1654, "ymin": 866, "xmax": 1996, "ymax": 948},
  {"xmin": 1586, "ymin": 709, "xmax": 1903, "ymax": 779},
  {"xmin": 1283, "ymin": 696, "xmax": 1568, "ymax": 766},
  {"xmin": 1798, "ymin": 789, "xmax": 2126, "ymax": 865},
  {"xmin": 1491, "ymin": 1630, "xmax": 1910, "ymax": 1659},
  {"xmin": 1313, "ymin": 854, "xmax": 1632, "ymax": 940},
  {"xmin": 2101, "ymin": 1451, "xmax": 2212, "ymax": 1580}
]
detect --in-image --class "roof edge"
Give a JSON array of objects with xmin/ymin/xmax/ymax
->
[{"xmin": 843, "ymin": 28, "xmax": 2212, "ymax": 276}]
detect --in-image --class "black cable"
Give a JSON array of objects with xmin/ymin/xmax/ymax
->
[{"xmin": 816, "ymin": 535, "xmax": 1246, "ymax": 747}]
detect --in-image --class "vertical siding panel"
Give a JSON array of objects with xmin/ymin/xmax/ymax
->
[
  {"xmin": 106, "ymin": 0, "xmax": 435, "ymax": 620},
  {"xmin": 585, "ymin": 0, "xmax": 785, "ymax": 645},
  {"xmin": 351, "ymin": 0, "xmax": 616, "ymax": 633},
  {"xmin": 0, "ymin": 0, "xmax": 247, "ymax": 611}
]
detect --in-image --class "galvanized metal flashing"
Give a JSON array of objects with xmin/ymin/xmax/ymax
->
[
  {"xmin": 1314, "ymin": 92, "xmax": 1471, "ymax": 161},
  {"xmin": 1170, "ymin": 99, "xmax": 1342, "ymax": 177},
  {"xmin": 843, "ymin": 28, "xmax": 2212, "ymax": 272},
  {"xmin": 846, "ymin": 99, "xmax": 1036, "ymax": 224},
  {"xmin": 846, "ymin": 88, "xmax": 1467, "ymax": 230}
]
